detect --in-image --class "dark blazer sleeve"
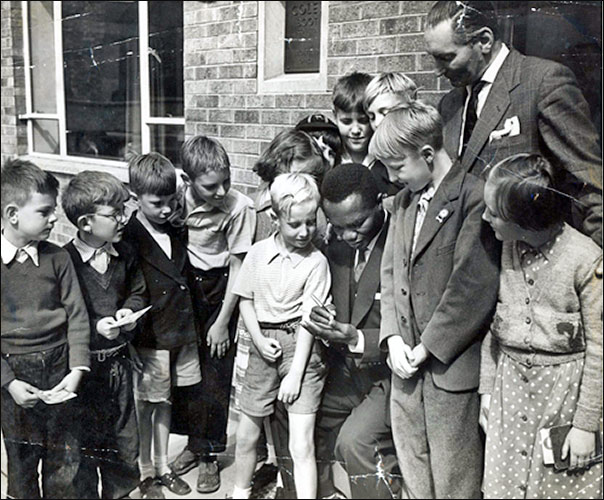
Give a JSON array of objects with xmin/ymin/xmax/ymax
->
[
  {"xmin": 536, "ymin": 61, "xmax": 602, "ymax": 245},
  {"xmin": 120, "ymin": 244, "xmax": 149, "ymax": 342},
  {"xmin": 420, "ymin": 183, "xmax": 500, "ymax": 364}
]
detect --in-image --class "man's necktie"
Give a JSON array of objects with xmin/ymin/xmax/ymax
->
[
  {"xmin": 462, "ymin": 80, "xmax": 487, "ymax": 156},
  {"xmin": 354, "ymin": 247, "xmax": 368, "ymax": 283}
]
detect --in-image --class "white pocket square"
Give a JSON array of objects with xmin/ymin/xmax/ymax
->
[{"xmin": 489, "ymin": 116, "xmax": 521, "ymax": 143}]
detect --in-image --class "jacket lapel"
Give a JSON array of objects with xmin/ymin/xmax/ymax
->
[
  {"xmin": 129, "ymin": 217, "xmax": 187, "ymax": 285},
  {"xmin": 351, "ymin": 217, "xmax": 389, "ymax": 326},
  {"xmin": 329, "ymin": 241, "xmax": 353, "ymax": 324},
  {"xmin": 461, "ymin": 49, "xmax": 523, "ymax": 173},
  {"xmin": 412, "ymin": 163, "xmax": 464, "ymax": 262}
]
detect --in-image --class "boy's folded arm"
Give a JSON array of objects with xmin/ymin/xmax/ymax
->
[
  {"xmin": 122, "ymin": 256, "xmax": 149, "ymax": 315},
  {"xmin": 420, "ymin": 191, "xmax": 501, "ymax": 365},
  {"xmin": 58, "ymin": 252, "xmax": 91, "ymax": 370}
]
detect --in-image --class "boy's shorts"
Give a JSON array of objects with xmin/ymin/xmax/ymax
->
[
  {"xmin": 239, "ymin": 320, "xmax": 327, "ymax": 417},
  {"xmin": 134, "ymin": 342, "xmax": 201, "ymax": 403}
]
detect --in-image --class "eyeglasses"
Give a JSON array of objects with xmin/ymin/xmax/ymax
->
[{"xmin": 89, "ymin": 207, "xmax": 133, "ymax": 225}]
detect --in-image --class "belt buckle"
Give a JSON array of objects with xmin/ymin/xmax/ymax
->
[{"xmin": 97, "ymin": 350, "xmax": 106, "ymax": 363}]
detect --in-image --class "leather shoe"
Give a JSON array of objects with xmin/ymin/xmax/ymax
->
[
  {"xmin": 196, "ymin": 460, "xmax": 220, "ymax": 493},
  {"xmin": 170, "ymin": 448, "xmax": 200, "ymax": 476},
  {"xmin": 139, "ymin": 477, "xmax": 165, "ymax": 499},
  {"xmin": 159, "ymin": 471, "xmax": 191, "ymax": 496}
]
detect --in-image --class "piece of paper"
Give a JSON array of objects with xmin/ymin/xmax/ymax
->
[
  {"xmin": 112, "ymin": 305, "xmax": 153, "ymax": 328},
  {"xmin": 38, "ymin": 389, "xmax": 78, "ymax": 405}
]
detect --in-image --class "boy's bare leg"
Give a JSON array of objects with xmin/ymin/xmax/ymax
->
[
  {"xmin": 235, "ymin": 413, "xmax": 264, "ymax": 495},
  {"xmin": 153, "ymin": 403, "xmax": 171, "ymax": 476},
  {"xmin": 135, "ymin": 400, "xmax": 155, "ymax": 479},
  {"xmin": 289, "ymin": 412, "xmax": 318, "ymax": 499}
]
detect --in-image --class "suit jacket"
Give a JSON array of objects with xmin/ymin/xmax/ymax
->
[
  {"xmin": 123, "ymin": 216, "xmax": 197, "ymax": 350},
  {"xmin": 439, "ymin": 48, "xmax": 602, "ymax": 245},
  {"xmin": 325, "ymin": 216, "xmax": 391, "ymax": 385},
  {"xmin": 380, "ymin": 162, "xmax": 501, "ymax": 392}
]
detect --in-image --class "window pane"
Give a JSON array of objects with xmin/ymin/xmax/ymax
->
[
  {"xmin": 150, "ymin": 125, "xmax": 184, "ymax": 168},
  {"xmin": 149, "ymin": 1, "xmax": 184, "ymax": 118},
  {"xmin": 62, "ymin": 1, "xmax": 141, "ymax": 160},
  {"xmin": 32, "ymin": 119, "xmax": 59, "ymax": 154},
  {"xmin": 284, "ymin": 1, "xmax": 321, "ymax": 74},
  {"xmin": 29, "ymin": 1, "xmax": 56, "ymax": 113}
]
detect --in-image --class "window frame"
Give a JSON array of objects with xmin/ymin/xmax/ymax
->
[
  {"xmin": 258, "ymin": 1, "xmax": 329, "ymax": 94},
  {"xmin": 20, "ymin": 0, "xmax": 184, "ymax": 167}
]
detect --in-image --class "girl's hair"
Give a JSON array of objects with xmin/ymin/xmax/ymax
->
[
  {"xmin": 363, "ymin": 72, "xmax": 418, "ymax": 111},
  {"xmin": 269, "ymin": 172, "xmax": 320, "ymax": 219},
  {"xmin": 128, "ymin": 152, "xmax": 176, "ymax": 196},
  {"xmin": 332, "ymin": 71, "xmax": 373, "ymax": 114},
  {"xmin": 487, "ymin": 153, "xmax": 562, "ymax": 231},
  {"xmin": 253, "ymin": 129, "xmax": 328, "ymax": 185},
  {"xmin": 295, "ymin": 113, "xmax": 343, "ymax": 166},
  {"xmin": 368, "ymin": 100, "xmax": 443, "ymax": 160}
]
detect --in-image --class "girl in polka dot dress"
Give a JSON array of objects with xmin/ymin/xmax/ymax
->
[{"xmin": 480, "ymin": 153, "xmax": 602, "ymax": 499}]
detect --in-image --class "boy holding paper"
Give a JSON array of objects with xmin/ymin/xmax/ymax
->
[{"xmin": 62, "ymin": 170, "xmax": 148, "ymax": 499}]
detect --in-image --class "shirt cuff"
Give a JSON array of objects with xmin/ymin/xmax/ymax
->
[{"xmin": 348, "ymin": 329, "xmax": 365, "ymax": 354}]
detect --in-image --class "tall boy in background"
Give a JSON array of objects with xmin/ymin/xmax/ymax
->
[
  {"xmin": 1, "ymin": 159, "xmax": 90, "ymax": 499},
  {"xmin": 169, "ymin": 135, "xmax": 256, "ymax": 493},
  {"xmin": 62, "ymin": 171, "xmax": 147, "ymax": 499}
]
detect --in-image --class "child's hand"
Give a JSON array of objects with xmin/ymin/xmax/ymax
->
[
  {"xmin": 7, "ymin": 379, "xmax": 40, "ymax": 408},
  {"xmin": 256, "ymin": 336, "xmax": 282, "ymax": 363},
  {"xmin": 278, "ymin": 373, "xmax": 302, "ymax": 405},
  {"xmin": 115, "ymin": 308, "xmax": 136, "ymax": 331},
  {"xmin": 409, "ymin": 343, "xmax": 430, "ymax": 368},
  {"xmin": 386, "ymin": 336, "xmax": 418, "ymax": 379},
  {"xmin": 49, "ymin": 369, "xmax": 84, "ymax": 394},
  {"xmin": 206, "ymin": 322, "xmax": 231, "ymax": 359},
  {"xmin": 561, "ymin": 426, "xmax": 598, "ymax": 471},
  {"xmin": 97, "ymin": 316, "xmax": 120, "ymax": 340},
  {"xmin": 479, "ymin": 394, "xmax": 491, "ymax": 433}
]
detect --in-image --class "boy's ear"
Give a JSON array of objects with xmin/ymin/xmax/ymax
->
[
  {"xmin": 420, "ymin": 145, "xmax": 435, "ymax": 165},
  {"xmin": 3, "ymin": 203, "xmax": 19, "ymax": 224},
  {"xmin": 76, "ymin": 214, "xmax": 94, "ymax": 233}
]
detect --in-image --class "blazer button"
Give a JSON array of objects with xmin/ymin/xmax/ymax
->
[
  {"xmin": 400, "ymin": 315, "xmax": 407, "ymax": 324},
  {"xmin": 180, "ymin": 285, "xmax": 187, "ymax": 291},
  {"xmin": 401, "ymin": 288, "xmax": 407, "ymax": 296}
]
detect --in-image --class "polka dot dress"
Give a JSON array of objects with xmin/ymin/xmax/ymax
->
[{"xmin": 483, "ymin": 354, "xmax": 602, "ymax": 499}]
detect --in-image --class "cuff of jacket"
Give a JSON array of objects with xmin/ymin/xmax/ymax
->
[{"xmin": 572, "ymin": 404, "xmax": 602, "ymax": 432}]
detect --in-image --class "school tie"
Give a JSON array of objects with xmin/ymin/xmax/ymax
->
[
  {"xmin": 462, "ymin": 80, "xmax": 487, "ymax": 156},
  {"xmin": 412, "ymin": 185, "xmax": 436, "ymax": 256},
  {"xmin": 354, "ymin": 247, "xmax": 368, "ymax": 283},
  {"xmin": 90, "ymin": 246, "xmax": 110, "ymax": 274},
  {"xmin": 15, "ymin": 248, "xmax": 30, "ymax": 264}
]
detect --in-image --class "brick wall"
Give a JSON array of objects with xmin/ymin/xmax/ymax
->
[
  {"xmin": 1, "ymin": 0, "xmax": 27, "ymax": 164},
  {"xmin": 183, "ymin": 0, "xmax": 447, "ymax": 196}
]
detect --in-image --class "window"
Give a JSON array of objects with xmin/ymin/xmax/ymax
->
[
  {"xmin": 21, "ymin": 1, "xmax": 184, "ymax": 167},
  {"xmin": 258, "ymin": 1, "xmax": 328, "ymax": 94}
]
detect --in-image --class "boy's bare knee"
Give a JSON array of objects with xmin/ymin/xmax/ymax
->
[{"xmin": 289, "ymin": 438, "xmax": 315, "ymax": 461}]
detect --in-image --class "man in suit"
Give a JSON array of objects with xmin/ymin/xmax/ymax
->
[
  {"xmin": 271, "ymin": 164, "xmax": 399, "ymax": 499},
  {"xmin": 425, "ymin": 0, "xmax": 602, "ymax": 245}
]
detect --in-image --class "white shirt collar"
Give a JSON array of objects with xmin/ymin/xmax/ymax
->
[
  {"xmin": 354, "ymin": 210, "xmax": 387, "ymax": 266},
  {"xmin": 1, "ymin": 232, "xmax": 39, "ymax": 266},
  {"xmin": 72, "ymin": 235, "xmax": 119, "ymax": 263},
  {"xmin": 266, "ymin": 233, "xmax": 311, "ymax": 268},
  {"xmin": 468, "ymin": 43, "xmax": 510, "ymax": 90}
]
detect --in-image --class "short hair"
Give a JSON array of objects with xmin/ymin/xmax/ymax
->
[
  {"xmin": 332, "ymin": 72, "xmax": 373, "ymax": 114},
  {"xmin": 269, "ymin": 172, "xmax": 320, "ymax": 219},
  {"xmin": 1, "ymin": 157, "xmax": 59, "ymax": 213},
  {"xmin": 363, "ymin": 72, "xmax": 418, "ymax": 111},
  {"xmin": 128, "ymin": 152, "xmax": 176, "ymax": 196},
  {"xmin": 368, "ymin": 101, "xmax": 443, "ymax": 160},
  {"xmin": 321, "ymin": 163, "xmax": 380, "ymax": 211},
  {"xmin": 486, "ymin": 153, "xmax": 562, "ymax": 231},
  {"xmin": 254, "ymin": 129, "xmax": 328, "ymax": 185},
  {"xmin": 62, "ymin": 170, "xmax": 130, "ymax": 226},
  {"xmin": 426, "ymin": 1, "xmax": 500, "ymax": 44},
  {"xmin": 181, "ymin": 135, "xmax": 230, "ymax": 180}
]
